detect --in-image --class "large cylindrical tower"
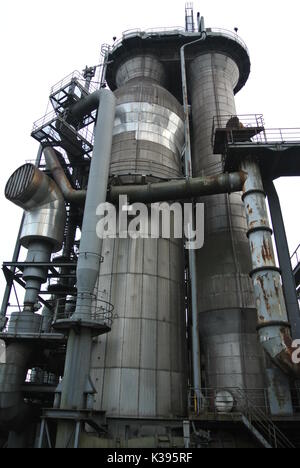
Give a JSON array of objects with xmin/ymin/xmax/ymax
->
[
  {"xmin": 90, "ymin": 55, "xmax": 188, "ymax": 430},
  {"xmin": 188, "ymin": 51, "xmax": 265, "ymax": 390}
]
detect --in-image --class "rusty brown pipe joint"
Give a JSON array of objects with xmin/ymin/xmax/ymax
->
[{"xmin": 258, "ymin": 323, "xmax": 300, "ymax": 377}]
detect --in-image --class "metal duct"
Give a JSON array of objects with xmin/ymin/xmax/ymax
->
[
  {"xmin": 44, "ymin": 146, "xmax": 246, "ymax": 204},
  {"xmin": 241, "ymin": 157, "xmax": 300, "ymax": 377},
  {"xmin": 44, "ymin": 147, "xmax": 86, "ymax": 204},
  {"xmin": 110, "ymin": 171, "xmax": 247, "ymax": 203},
  {"xmin": 56, "ymin": 89, "xmax": 116, "ymax": 448},
  {"xmin": 5, "ymin": 163, "xmax": 66, "ymax": 252},
  {"xmin": 74, "ymin": 89, "xmax": 116, "ymax": 321}
]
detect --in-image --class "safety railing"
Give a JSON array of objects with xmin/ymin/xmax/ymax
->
[
  {"xmin": 189, "ymin": 387, "xmax": 296, "ymax": 448},
  {"xmin": 207, "ymin": 28, "xmax": 249, "ymax": 54},
  {"xmin": 212, "ymin": 114, "xmax": 300, "ymax": 148},
  {"xmin": 50, "ymin": 70, "xmax": 98, "ymax": 98},
  {"xmin": 189, "ymin": 386, "xmax": 300, "ymax": 417},
  {"xmin": 110, "ymin": 26, "xmax": 249, "ymax": 54},
  {"xmin": 0, "ymin": 305, "xmax": 58, "ymax": 336},
  {"xmin": 213, "ymin": 114, "xmax": 265, "ymax": 131},
  {"xmin": 31, "ymin": 110, "xmax": 95, "ymax": 156},
  {"xmin": 291, "ymin": 244, "xmax": 300, "ymax": 271},
  {"xmin": 52, "ymin": 291, "xmax": 114, "ymax": 328},
  {"xmin": 189, "ymin": 387, "xmax": 269, "ymax": 416},
  {"xmin": 26, "ymin": 368, "xmax": 59, "ymax": 386}
]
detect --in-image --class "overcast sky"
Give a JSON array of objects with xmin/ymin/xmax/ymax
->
[{"xmin": 0, "ymin": 0, "xmax": 299, "ymax": 300}]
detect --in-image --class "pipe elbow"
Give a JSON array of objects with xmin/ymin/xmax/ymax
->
[
  {"xmin": 259, "ymin": 326, "xmax": 300, "ymax": 378},
  {"xmin": 5, "ymin": 163, "xmax": 66, "ymax": 252},
  {"xmin": 44, "ymin": 147, "xmax": 86, "ymax": 204}
]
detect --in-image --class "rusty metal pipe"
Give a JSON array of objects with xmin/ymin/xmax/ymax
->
[
  {"xmin": 44, "ymin": 147, "xmax": 86, "ymax": 204},
  {"xmin": 241, "ymin": 157, "xmax": 300, "ymax": 377},
  {"xmin": 110, "ymin": 171, "xmax": 247, "ymax": 203},
  {"xmin": 44, "ymin": 148, "xmax": 246, "ymax": 204}
]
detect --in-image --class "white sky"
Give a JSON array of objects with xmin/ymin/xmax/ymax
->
[{"xmin": 0, "ymin": 0, "xmax": 299, "ymax": 300}]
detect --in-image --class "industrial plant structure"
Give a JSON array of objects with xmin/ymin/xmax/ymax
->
[{"xmin": 1, "ymin": 4, "xmax": 300, "ymax": 448}]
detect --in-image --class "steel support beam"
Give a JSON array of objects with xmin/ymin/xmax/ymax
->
[{"xmin": 264, "ymin": 179, "xmax": 300, "ymax": 340}]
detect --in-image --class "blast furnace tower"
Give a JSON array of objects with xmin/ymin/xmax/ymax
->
[{"xmin": 1, "ymin": 4, "xmax": 300, "ymax": 449}]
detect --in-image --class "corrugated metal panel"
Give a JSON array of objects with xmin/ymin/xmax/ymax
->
[
  {"xmin": 120, "ymin": 369, "xmax": 139, "ymax": 416},
  {"xmin": 102, "ymin": 368, "xmax": 121, "ymax": 415},
  {"xmin": 157, "ymin": 371, "xmax": 171, "ymax": 417},
  {"xmin": 142, "ymin": 275, "xmax": 157, "ymax": 320},
  {"xmin": 140, "ymin": 319, "xmax": 157, "ymax": 369},
  {"xmin": 139, "ymin": 370, "xmax": 157, "ymax": 416},
  {"xmin": 122, "ymin": 319, "xmax": 141, "ymax": 368},
  {"xmin": 91, "ymin": 53, "xmax": 187, "ymax": 420},
  {"xmin": 157, "ymin": 322, "xmax": 171, "ymax": 371},
  {"xmin": 125, "ymin": 274, "xmax": 142, "ymax": 318}
]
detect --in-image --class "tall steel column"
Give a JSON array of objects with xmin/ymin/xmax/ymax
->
[{"xmin": 188, "ymin": 52, "xmax": 265, "ymax": 390}]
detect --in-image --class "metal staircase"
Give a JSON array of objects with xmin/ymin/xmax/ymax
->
[
  {"xmin": 31, "ymin": 70, "xmax": 98, "ymax": 162},
  {"xmin": 234, "ymin": 388, "xmax": 295, "ymax": 449},
  {"xmin": 189, "ymin": 387, "xmax": 295, "ymax": 448}
]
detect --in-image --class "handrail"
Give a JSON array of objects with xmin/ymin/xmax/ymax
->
[
  {"xmin": 189, "ymin": 387, "xmax": 295, "ymax": 448},
  {"xmin": 234, "ymin": 388, "xmax": 295, "ymax": 449},
  {"xmin": 212, "ymin": 114, "xmax": 300, "ymax": 146},
  {"xmin": 291, "ymin": 244, "xmax": 300, "ymax": 270},
  {"xmin": 110, "ymin": 26, "xmax": 249, "ymax": 55}
]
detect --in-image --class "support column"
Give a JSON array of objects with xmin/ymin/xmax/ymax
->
[{"xmin": 264, "ymin": 179, "xmax": 300, "ymax": 340}]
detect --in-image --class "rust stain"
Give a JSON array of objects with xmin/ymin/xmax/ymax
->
[
  {"xmin": 247, "ymin": 204, "xmax": 253, "ymax": 215},
  {"xmin": 280, "ymin": 327, "xmax": 293, "ymax": 351},
  {"xmin": 261, "ymin": 237, "xmax": 273, "ymax": 263},
  {"xmin": 239, "ymin": 170, "xmax": 248, "ymax": 186},
  {"xmin": 257, "ymin": 275, "xmax": 271, "ymax": 312}
]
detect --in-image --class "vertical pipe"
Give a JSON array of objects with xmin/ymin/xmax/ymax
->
[
  {"xmin": 56, "ymin": 89, "xmax": 116, "ymax": 448},
  {"xmin": 241, "ymin": 157, "xmax": 298, "ymax": 375},
  {"xmin": 264, "ymin": 179, "xmax": 300, "ymax": 339},
  {"xmin": 74, "ymin": 89, "xmax": 116, "ymax": 321},
  {"xmin": 180, "ymin": 35, "xmax": 206, "ymax": 400}
]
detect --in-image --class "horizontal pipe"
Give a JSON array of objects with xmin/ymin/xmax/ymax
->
[
  {"xmin": 109, "ymin": 171, "xmax": 247, "ymax": 203},
  {"xmin": 45, "ymin": 149, "xmax": 247, "ymax": 204},
  {"xmin": 67, "ymin": 90, "xmax": 102, "ymax": 123},
  {"xmin": 44, "ymin": 147, "xmax": 86, "ymax": 204}
]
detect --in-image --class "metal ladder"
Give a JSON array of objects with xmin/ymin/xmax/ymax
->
[{"xmin": 234, "ymin": 388, "xmax": 295, "ymax": 448}]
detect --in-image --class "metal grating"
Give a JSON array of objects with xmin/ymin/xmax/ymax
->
[{"xmin": 5, "ymin": 164, "xmax": 35, "ymax": 201}]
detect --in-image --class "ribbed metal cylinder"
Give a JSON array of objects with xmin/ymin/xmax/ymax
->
[
  {"xmin": 5, "ymin": 163, "xmax": 66, "ymax": 252},
  {"xmin": 91, "ymin": 54, "xmax": 187, "ymax": 419},
  {"xmin": 188, "ymin": 52, "xmax": 265, "ymax": 391},
  {"xmin": 110, "ymin": 55, "xmax": 184, "ymax": 184}
]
